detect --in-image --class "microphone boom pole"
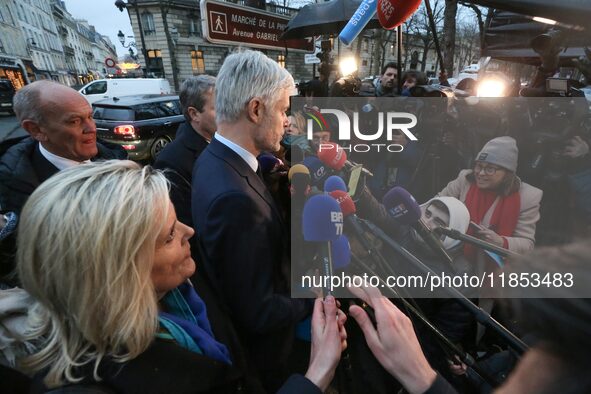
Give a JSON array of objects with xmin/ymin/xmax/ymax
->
[
  {"xmin": 434, "ymin": 227, "xmax": 520, "ymax": 258},
  {"xmin": 360, "ymin": 219, "xmax": 528, "ymax": 355}
]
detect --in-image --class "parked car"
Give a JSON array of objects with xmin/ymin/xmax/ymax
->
[
  {"xmin": 92, "ymin": 95, "xmax": 184, "ymax": 161},
  {"xmin": 0, "ymin": 80, "xmax": 16, "ymax": 114},
  {"xmin": 80, "ymin": 78, "xmax": 172, "ymax": 105}
]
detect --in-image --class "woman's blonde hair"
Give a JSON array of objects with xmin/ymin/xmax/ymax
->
[
  {"xmin": 289, "ymin": 111, "xmax": 306, "ymax": 135},
  {"xmin": 16, "ymin": 160, "xmax": 170, "ymax": 387}
]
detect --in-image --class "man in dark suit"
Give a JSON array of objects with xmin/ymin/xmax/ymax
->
[
  {"xmin": 154, "ymin": 75, "xmax": 216, "ymax": 227},
  {"xmin": 0, "ymin": 80, "xmax": 126, "ymax": 283},
  {"xmin": 0, "ymin": 80, "xmax": 126, "ymax": 215},
  {"xmin": 192, "ymin": 50, "xmax": 313, "ymax": 392}
]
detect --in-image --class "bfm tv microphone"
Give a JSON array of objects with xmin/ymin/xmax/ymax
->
[
  {"xmin": 318, "ymin": 142, "xmax": 374, "ymax": 176},
  {"xmin": 302, "ymin": 194, "xmax": 344, "ymax": 295},
  {"xmin": 382, "ymin": 187, "xmax": 455, "ymax": 271},
  {"xmin": 328, "ymin": 190, "xmax": 381, "ymax": 260}
]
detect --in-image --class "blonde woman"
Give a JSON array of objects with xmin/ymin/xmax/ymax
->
[{"xmin": 14, "ymin": 160, "xmax": 346, "ymax": 393}]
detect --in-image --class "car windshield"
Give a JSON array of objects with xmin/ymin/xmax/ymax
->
[{"xmin": 93, "ymin": 106, "xmax": 135, "ymax": 121}]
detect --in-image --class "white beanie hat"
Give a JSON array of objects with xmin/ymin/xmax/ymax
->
[
  {"xmin": 476, "ymin": 136, "xmax": 518, "ymax": 173},
  {"xmin": 421, "ymin": 196, "xmax": 470, "ymax": 250}
]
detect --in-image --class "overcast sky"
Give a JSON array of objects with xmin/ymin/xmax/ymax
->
[{"xmin": 62, "ymin": 0, "xmax": 134, "ymax": 58}]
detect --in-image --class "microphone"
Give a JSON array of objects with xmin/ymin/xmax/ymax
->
[
  {"xmin": 303, "ymin": 156, "xmax": 331, "ymax": 186},
  {"xmin": 338, "ymin": 0, "xmax": 377, "ymax": 46},
  {"xmin": 257, "ymin": 153, "xmax": 282, "ymax": 174},
  {"xmin": 377, "ymin": 0, "xmax": 421, "ymax": 30},
  {"xmin": 433, "ymin": 227, "xmax": 519, "ymax": 258},
  {"xmin": 382, "ymin": 187, "xmax": 455, "ymax": 271},
  {"xmin": 288, "ymin": 164, "xmax": 311, "ymax": 197},
  {"xmin": 328, "ymin": 190, "xmax": 384, "ymax": 268},
  {"xmin": 318, "ymin": 142, "xmax": 374, "ymax": 176},
  {"xmin": 302, "ymin": 194, "xmax": 344, "ymax": 295},
  {"xmin": 324, "ymin": 175, "xmax": 348, "ymax": 193}
]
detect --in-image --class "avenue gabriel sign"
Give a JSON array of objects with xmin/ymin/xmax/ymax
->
[{"xmin": 200, "ymin": 0, "xmax": 314, "ymax": 52}]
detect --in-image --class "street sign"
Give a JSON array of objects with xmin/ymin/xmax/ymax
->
[
  {"xmin": 304, "ymin": 54, "xmax": 321, "ymax": 64},
  {"xmin": 200, "ymin": 0, "xmax": 314, "ymax": 52}
]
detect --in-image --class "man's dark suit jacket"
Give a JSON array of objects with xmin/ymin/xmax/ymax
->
[
  {"xmin": 0, "ymin": 138, "xmax": 126, "ymax": 284},
  {"xmin": 191, "ymin": 138, "xmax": 312, "ymax": 390},
  {"xmin": 0, "ymin": 137, "xmax": 126, "ymax": 215},
  {"xmin": 153, "ymin": 122, "xmax": 208, "ymax": 227}
]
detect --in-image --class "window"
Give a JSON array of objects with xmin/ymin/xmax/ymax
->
[
  {"xmin": 277, "ymin": 54, "xmax": 285, "ymax": 68},
  {"xmin": 0, "ymin": 8, "xmax": 5, "ymax": 23},
  {"xmin": 191, "ymin": 50, "xmax": 205, "ymax": 74},
  {"xmin": 141, "ymin": 12, "xmax": 155, "ymax": 35},
  {"xmin": 83, "ymin": 80, "xmax": 107, "ymax": 95},
  {"xmin": 158, "ymin": 100, "xmax": 181, "ymax": 116},
  {"xmin": 148, "ymin": 49, "xmax": 161, "ymax": 58},
  {"xmin": 188, "ymin": 15, "xmax": 200, "ymax": 36},
  {"xmin": 135, "ymin": 103, "xmax": 164, "ymax": 120},
  {"xmin": 93, "ymin": 106, "xmax": 134, "ymax": 121}
]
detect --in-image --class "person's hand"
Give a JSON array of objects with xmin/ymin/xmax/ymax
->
[
  {"xmin": 563, "ymin": 136, "xmax": 589, "ymax": 158},
  {"xmin": 305, "ymin": 296, "xmax": 347, "ymax": 392},
  {"xmin": 348, "ymin": 285, "xmax": 437, "ymax": 394},
  {"xmin": 448, "ymin": 357, "xmax": 468, "ymax": 376},
  {"xmin": 475, "ymin": 227, "xmax": 504, "ymax": 247}
]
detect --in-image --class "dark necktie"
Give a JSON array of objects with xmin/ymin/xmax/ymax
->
[{"xmin": 256, "ymin": 166, "xmax": 265, "ymax": 183}]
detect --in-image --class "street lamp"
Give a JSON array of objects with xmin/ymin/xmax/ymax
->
[
  {"xmin": 114, "ymin": 0, "xmax": 148, "ymax": 77},
  {"xmin": 117, "ymin": 30, "xmax": 136, "ymax": 49}
]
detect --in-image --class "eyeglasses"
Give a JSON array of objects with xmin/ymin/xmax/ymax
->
[{"xmin": 474, "ymin": 164, "xmax": 501, "ymax": 175}]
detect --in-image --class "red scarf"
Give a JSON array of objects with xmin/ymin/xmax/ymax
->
[{"xmin": 464, "ymin": 183, "xmax": 521, "ymax": 260}]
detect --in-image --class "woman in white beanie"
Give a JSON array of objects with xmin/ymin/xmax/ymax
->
[{"xmin": 438, "ymin": 136, "xmax": 543, "ymax": 256}]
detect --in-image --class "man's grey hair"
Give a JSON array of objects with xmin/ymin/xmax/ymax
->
[
  {"xmin": 215, "ymin": 49, "xmax": 294, "ymax": 124},
  {"xmin": 13, "ymin": 80, "xmax": 63, "ymax": 123},
  {"xmin": 179, "ymin": 75, "xmax": 216, "ymax": 122}
]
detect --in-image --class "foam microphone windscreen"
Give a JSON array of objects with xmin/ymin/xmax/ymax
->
[
  {"xmin": 317, "ymin": 142, "xmax": 347, "ymax": 171},
  {"xmin": 288, "ymin": 164, "xmax": 310, "ymax": 181},
  {"xmin": 377, "ymin": 0, "xmax": 421, "ymax": 30},
  {"xmin": 258, "ymin": 153, "xmax": 281, "ymax": 173},
  {"xmin": 302, "ymin": 194, "xmax": 343, "ymax": 242},
  {"xmin": 324, "ymin": 175, "xmax": 348, "ymax": 193},
  {"xmin": 381, "ymin": 186, "xmax": 421, "ymax": 225},
  {"xmin": 303, "ymin": 156, "xmax": 330, "ymax": 186},
  {"xmin": 329, "ymin": 190, "xmax": 356, "ymax": 217},
  {"xmin": 331, "ymin": 234, "xmax": 351, "ymax": 270}
]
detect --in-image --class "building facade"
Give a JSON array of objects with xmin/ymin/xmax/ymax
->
[
  {"xmin": 0, "ymin": 0, "xmax": 117, "ymax": 90},
  {"xmin": 121, "ymin": 0, "xmax": 458, "ymax": 93}
]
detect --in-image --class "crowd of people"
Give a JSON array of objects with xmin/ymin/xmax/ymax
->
[{"xmin": 0, "ymin": 48, "xmax": 590, "ymax": 394}]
